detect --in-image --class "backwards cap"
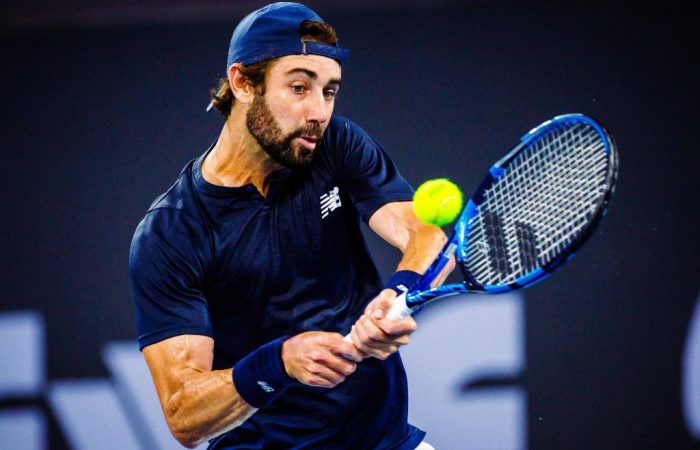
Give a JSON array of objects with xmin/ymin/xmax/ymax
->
[{"xmin": 227, "ymin": 2, "xmax": 349, "ymax": 70}]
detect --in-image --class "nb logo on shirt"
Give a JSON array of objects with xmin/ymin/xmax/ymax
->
[
  {"xmin": 257, "ymin": 381, "xmax": 275, "ymax": 393},
  {"xmin": 320, "ymin": 186, "xmax": 342, "ymax": 219}
]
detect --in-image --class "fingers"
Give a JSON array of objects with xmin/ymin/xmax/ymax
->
[
  {"xmin": 303, "ymin": 359, "xmax": 355, "ymax": 388},
  {"xmin": 353, "ymin": 289, "xmax": 418, "ymax": 360},
  {"xmin": 350, "ymin": 322, "xmax": 394, "ymax": 360},
  {"xmin": 367, "ymin": 315, "xmax": 416, "ymax": 340},
  {"xmin": 334, "ymin": 337, "xmax": 367, "ymax": 363},
  {"xmin": 281, "ymin": 332, "xmax": 362, "ymax": 389},
  {"xmin": 350, "ymin": 312, "xmax": 416, "ymax": 360},
  {"xmin": 364, "ymin": 289, "xmax": 396, "ymax": 318}
]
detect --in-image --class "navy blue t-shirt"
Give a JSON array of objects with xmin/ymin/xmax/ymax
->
[{"xmin": 129, "ymin": 116, "xmax": 424, "ymax": 449}]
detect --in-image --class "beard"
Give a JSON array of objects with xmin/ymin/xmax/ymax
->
[{"xmin": 246, "ymin": 93, "xmax": 323, "ymax": 169}]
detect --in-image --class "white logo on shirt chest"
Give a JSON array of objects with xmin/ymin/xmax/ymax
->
[
  {"xmin": 320, "ymin": 186, "xmax": 342, "ymax": 219},
  {"xmin": 257, "ymin": 381, "xmax": 275, "ymax": 393}
]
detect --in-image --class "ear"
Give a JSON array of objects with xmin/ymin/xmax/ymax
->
[{"xmin": 228, "ymin": 64, "xmax": 255, "ymax": 105}]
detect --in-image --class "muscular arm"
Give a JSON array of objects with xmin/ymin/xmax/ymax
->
[
  {"xmin": 143, "ymin": 332, "xmax": 364, "ymax": 448},
  {"xmin": 142, "ymin": 335, "xmax": 255, "ymax": 448}
]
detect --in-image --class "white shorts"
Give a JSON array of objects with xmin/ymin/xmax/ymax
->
[{"xmin": 415, "ymin": 442, "xmax": 435, "ymax": 450}]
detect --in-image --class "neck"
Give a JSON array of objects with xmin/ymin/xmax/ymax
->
[{"xmin": 201, "ymin": 106, "xmax": 281, "ymax": 196}]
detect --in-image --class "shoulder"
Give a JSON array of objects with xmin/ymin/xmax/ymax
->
[
  {"xmin": 146, "ymin": 159, "xmax": 198, "ymax": 214},
  {"xmin": 132, "ymin": 207, "xmax": 202, "ymax": 248},
  {"xmin": 140, "ymin": 157, "xmax": 205, "ymax": 235},
  {"xmin": 130, "ymin": 159, "xmax": 209, "ymax": 268},
  {"xmin": 323, "ymin": 115, "xmax": 373, "ymax": 148},
  {"xmin": 130, "ymin": 207, "xmax": 207, "ymax": 270},
  {"xmin": 318, "ymin": 116, "xmax": 384, "ymax": 174}
]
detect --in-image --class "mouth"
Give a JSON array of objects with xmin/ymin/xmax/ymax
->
[{"xmin": 298, "ymin": 135, "xmax": 319, "ymax": 150}]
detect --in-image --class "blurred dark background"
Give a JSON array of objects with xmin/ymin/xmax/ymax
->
[{"xmin": 1, "ymin": 1, "xmax": 697, "ymax": 449}]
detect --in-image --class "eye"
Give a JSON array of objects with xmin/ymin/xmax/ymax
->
[
  {"xmin": 324, "ymin": 89, "xmax": 338, "ymax": 100},
  {"xmin": 291, "ymin": 84, "xmax": 306, "ymax": 94}
]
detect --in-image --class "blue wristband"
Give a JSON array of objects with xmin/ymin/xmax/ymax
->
[
  {"xmin": 232, "ymin": 336, "xmax": 295, "ymax": 409},
  {"xmin": 384, "ymin": 270, "xmax": 421, "ymax": 295}
]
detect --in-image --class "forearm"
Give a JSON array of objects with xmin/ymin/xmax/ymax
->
[
  {"xmin": 395, "ymin": 223, "xmax": 447, "ymax": 274},
  {"xmin": 164, "ymin": 368, "xmax": 256, "ymax": 448},
  {"xmin": 368, "ymin": 202, "xmax": 448, "ymax": 277},
  {"xmin": 351, "ymin": 225, "xmax": 443, "ymax": 358},
  {"xmin": 144, "ymin": 335, "xmax": 263, "ymax": 449},
  {"xmin": 164, "ymin": 331, "xmax": 365, "ymax": 447}
]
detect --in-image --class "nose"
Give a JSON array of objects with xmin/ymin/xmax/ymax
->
[{"xmin": 305, "ymin": 90, "xmax": 329, "ymax": 125}]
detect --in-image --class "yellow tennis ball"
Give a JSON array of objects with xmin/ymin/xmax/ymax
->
[{"xmin": 413, "ymin": 178, "xmax": 464, "ymax": 226}]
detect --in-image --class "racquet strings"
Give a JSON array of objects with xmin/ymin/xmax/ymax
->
[{"xmin": 463, "ymin": 121, "xmax": 610, "ymax": 286}]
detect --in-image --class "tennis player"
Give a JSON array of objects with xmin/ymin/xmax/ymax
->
[{"xmin": 129, "ymin": 3, "xmax": 450, "ymax": 449}]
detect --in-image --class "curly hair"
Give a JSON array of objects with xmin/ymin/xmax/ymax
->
[{"xmin": 209, "ymin": 20, "xmax": 340, "ymax": 118}]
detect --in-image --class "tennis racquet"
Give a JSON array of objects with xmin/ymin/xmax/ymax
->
[{"xmin": 380, "ymin": 113, "xmax": 618, "ymax": 320}]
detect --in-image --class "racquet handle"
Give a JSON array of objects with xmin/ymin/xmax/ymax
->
[
  {"xmin": 342, "ymin": 292, "xmax": 413, "ymax": 343},
  {"xmin": 384, "ymin": 292, "xmax": 413, "ymax": 320}
]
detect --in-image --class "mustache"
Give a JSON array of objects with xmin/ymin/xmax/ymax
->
[{"xmin": 289, "ymin": 123, "xmax": 323, "ymax": 140}]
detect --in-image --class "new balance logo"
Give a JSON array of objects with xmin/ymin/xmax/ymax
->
[
  {"xmin": 320, "ymin": 186, "xmax": 342, "ymax": 219},
  {"xmin": 257, "ymin": 381, "xmax": 275, "ymax": 393},
  {"xmin": 396, "ymin": 284, "xmax": 409, "ymax": 293}
]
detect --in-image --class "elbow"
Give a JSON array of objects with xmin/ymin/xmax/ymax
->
[
  {"xmin": 165, "ymin": 404, "xmax": 206, "ymax": 448},
  {"xmin": 176, "ymin": 437, "xmax": 200, "ymax": 449},
  {"xmin": 164, "ymin": 389, "xmax": 206, "ymax": 448},
  {"xmin": 170, "ymin": 424, "xmax": 204, "ymax": 449}
]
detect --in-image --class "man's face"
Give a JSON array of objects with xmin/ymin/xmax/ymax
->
[{"xmin": 246, "ymin": 54, "xmax": 341, "ymax": 169}]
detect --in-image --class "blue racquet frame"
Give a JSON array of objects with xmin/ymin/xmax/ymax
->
[{"xmin": 397, "ymin": 113, "xmax": 619, "ymax": 316}]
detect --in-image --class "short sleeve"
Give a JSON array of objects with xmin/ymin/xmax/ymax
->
[
  {"xmin": 325, "ymin": 117, "xmax": 414, "ymax": 222},
  {"xmin": 129, "ymin": 208, "xmax": 212, "ymax": 350}
]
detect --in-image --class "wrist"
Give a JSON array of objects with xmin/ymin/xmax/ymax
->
[
  {"xmin": 384, "ymin": 270, "xmax": 421, "ymax": 295},
  {"xmin": 232, "ymin": 336, "xmax": 296, "ymax": 409}
]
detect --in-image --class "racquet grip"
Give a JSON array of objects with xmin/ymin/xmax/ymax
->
[
  {"xmin": 384, "ymin": 292, "xmax": 412, "ymax": 320},
  {"xmin": 342, "ymin": 293, "xmax": 413, "ymax": 343}
]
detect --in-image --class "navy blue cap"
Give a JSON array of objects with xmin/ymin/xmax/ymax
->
[{"xmin": 227, "ymin": 2, "xmax": 349, "ymax": 70}]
